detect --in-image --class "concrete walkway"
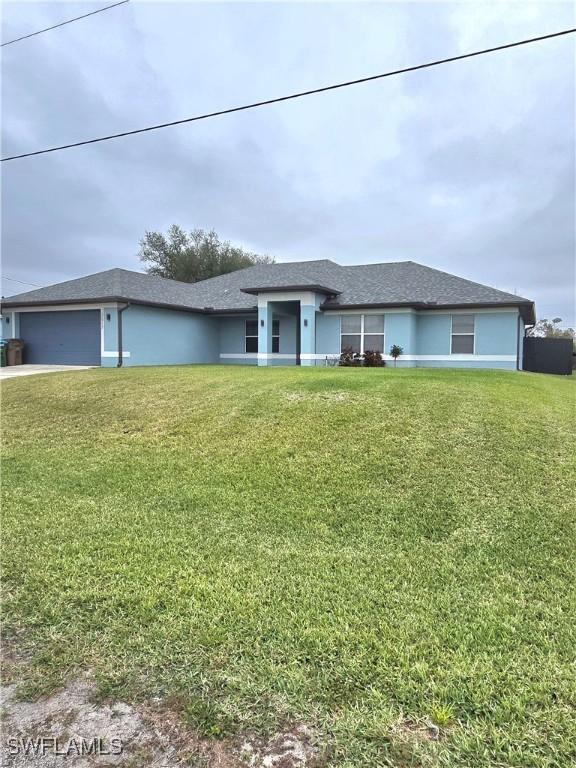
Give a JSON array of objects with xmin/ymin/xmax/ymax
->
[{"xmin": 0, "ymin": 364, "xmax": 94, "ymax": 380}]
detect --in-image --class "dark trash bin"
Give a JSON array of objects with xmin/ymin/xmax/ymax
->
[
  {"xmin": 0, "ymin": 340, "xmax": 7, "ymax": 367},
  {"xmin": 6, "ymin": 338, "xmax": 25, "ymax": 366}
]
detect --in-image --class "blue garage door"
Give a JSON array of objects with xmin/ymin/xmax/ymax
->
[{"xmin": 20, "ymin": 310, "xmax": 101, "ymax": 365}]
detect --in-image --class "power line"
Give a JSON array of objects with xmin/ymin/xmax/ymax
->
[
  {"xmin": 2, "ymin": 276, "xmax": 42, "ymax": 288},
  {"xmin": 1, "ymin": 0, "xmax": 130, "ymax": 47},
  {"xmin": 2, "ymin": 26, "xmax": 574, "ymax": 162}
]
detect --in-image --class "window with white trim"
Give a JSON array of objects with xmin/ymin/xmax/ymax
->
[
  {"xmin": 272, "ymin": 320, "xmax": 280, "ymax": 353},
  {"xmin": 451, "ymin": 314, "xmax": 475, "ymax": 354},
  {"xmin": 245, "ymin": 320, "xmax": 258, "ymax": 353},
  {"xmin": 245, "ymin": 319, "xmax": 279, "ymax": 353},
  {"xmin": 340, "ymin": 314, "xmax": 384, "ymax": 354}
]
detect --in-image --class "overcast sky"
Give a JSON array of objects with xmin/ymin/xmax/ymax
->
[{"xmin": 2, "ymin": 1, "xmax": 575, "ymax": 323}]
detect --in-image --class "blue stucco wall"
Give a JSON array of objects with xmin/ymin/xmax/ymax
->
[
  {"xmin": 416, "ymin": 313, "xmax": 451, "ymax": 355},
  {"xmin": 475, "ymin": 312, "xmax": 518, "ymax": 355},
  {"xmin": 315, "ymin": 309, "xmax": 520, "ymax": 369},
  {"xmin": 219, "ymin": 315, "xmax": 253, "ymax": 356},
  {"xmin": 414, "ymin": 311, "xmax": 519, "ymax": 369},
  {"xmin": 1, "ymin": 311, "xmax": 19, "ymax": 339},
  {"xmin": 385, "ymin": 313, "xmax": 417, "ymax": 359},
  {"xmin": 99, "ymin": 304, "xmax": 521, "ymax": 369},
  {"xmin": 315, "ymin": 313, "xmax": 341, "ymax": 356},
  {"xmin": 108, "ymin": 305, "xmax": 219, "ymax": 366},
  {"xmin": 415, "ymin": 311, "xmax": 519, "ymax": 357},
  {"xmin": 101, "ymin": 307, "xmax": 118, "ymax": 366}
]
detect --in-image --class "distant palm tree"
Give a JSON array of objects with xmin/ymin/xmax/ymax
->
[{"xmin": 390, "ymin": 344, "xmax": 403, "ymax": 367}]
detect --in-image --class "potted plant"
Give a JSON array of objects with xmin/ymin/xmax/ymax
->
[{"xmin": 389, "ymin": 344, "xmax": 403, "ymax": 367}]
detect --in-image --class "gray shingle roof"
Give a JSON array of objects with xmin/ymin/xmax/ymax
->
[
  {"xmin": 0, "ymin": 269, "xmax": 209, "ymax": 311},
  {"xmin": 335, "ymin": 262, "xmax": 531, "ymax": 306},
  {"xmin": 170, "ymin": 260, "xmax": 346, "ymax": 309},
  {"xmin": 1, "ymin": 260, "xmax": 534, "ymax": 320}
]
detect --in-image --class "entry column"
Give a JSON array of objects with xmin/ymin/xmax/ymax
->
[
  {"xmin": 300, "ymin": 303, "xmax": 316, "ymax": 366},
  {"xmin": 257, "ymin": 301, "xmax": 274, "ymax": 366}
]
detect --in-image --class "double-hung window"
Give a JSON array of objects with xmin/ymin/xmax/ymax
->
[
  {"xmin": 272, "ymin": 320, "xmax": 280, "ymax": 353},
  {"xmin": 245, "ymin": 319, "xmax": 280, "ymax": 353},
  {"xmin": 451, "ymin": 314, "xmax": 475, "ymax": 354},
  {"xmin": 340, "ymin": 315, "xmax": 384, "ymax": 354},
  {"xmin": 245, "ymin": 320, "xmax": 258, "ymax": 353}
]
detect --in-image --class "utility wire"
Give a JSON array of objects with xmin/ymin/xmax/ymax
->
[
  {"xmin": 2, "ymin": 0, "xmax": 130, "ymax": 47},
  {"xmin": 2, "ymin": 26, "xmax": 574, "ymax": 162},
  {"xmin": 2, "ymin": 276, "xmax": 42, "ymax": 288}
]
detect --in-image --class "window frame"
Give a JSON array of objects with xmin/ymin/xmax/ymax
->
[
  {"xmin": 245, "ymin": 319, "xmax": 258, "ymax": 354},
  {"xmin": 340, "ymin": 314, "xmax": 385, "ymax": 355},
  {"xmin": 450, "ymin": 313, "xmax": 475, "ymax": 355},
  {"xmin": 245, "ymin": 318, "xmax": 280, "ymax": 354}
]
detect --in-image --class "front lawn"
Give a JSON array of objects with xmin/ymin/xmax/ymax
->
[{"xmin": 2, "ymin": 367, "xmax": 575, "ymax": 766}]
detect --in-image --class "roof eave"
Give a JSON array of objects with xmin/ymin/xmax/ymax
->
[
  {"xmin": 2, "ymin": 295, "xmax": 536, "ymax": 325},
  {"xmin": 320, "ymin": 299, "xmax": 536, "ymax": 324},
  {"xmin": 0, "ymin": 296, "xmax": 208, "ymax": 314},
  {"xmin": 241, "ymin": 284, "xmax": 341, "ymax": 296},
  {"xmin": 321, "ymin": 301, "xmax": 417, "ymax": 311},
  {"xmin": 205, "ymin": 307, "xmax": 257, "ymax": 315}
]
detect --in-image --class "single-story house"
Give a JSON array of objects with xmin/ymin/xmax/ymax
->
[{"xmin": 0, "ymin": 260, "xmax": 535, "ymax": 369}]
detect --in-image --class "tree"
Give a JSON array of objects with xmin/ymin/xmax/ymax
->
[
  {"xmin": 138, "ymin": 225, "xmax": 274, "ymax": 283},
  {"xmin": 389, "ymin": 344, "xmax": 403, "ymax": 367},
  {"xmin": 526, "ymin": 318, "xmax": 575, "ymax": 340}
]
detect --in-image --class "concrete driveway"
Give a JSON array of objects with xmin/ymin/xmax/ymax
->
[{"xmin": 0, "ymin": 364, "xmax": 94, "ymax": 380}]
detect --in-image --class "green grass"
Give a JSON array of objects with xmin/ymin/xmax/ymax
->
[{"xmin": 2, "ymin": 366, "xmax": 575, "ymax": 767}]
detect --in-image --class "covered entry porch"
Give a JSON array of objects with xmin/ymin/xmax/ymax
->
[{"xmin": 255, "ymin": 292, "xmax": 319, "ymax": 366}]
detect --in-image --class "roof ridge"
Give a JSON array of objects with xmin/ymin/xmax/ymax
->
[
  {"xmin": 275, "ymin": 258, "xmax": 339, "ymax": 266},
  {"xmin": 111, "ymin": 268, "xmax": 200, "ymax": 290},
  {"xmin": 345, "ymin": 260, "xmax": 414, "ymax": 268},
  {"xmin": 183, "ymin": 263, "xmax": 265, "ymax": 290}
]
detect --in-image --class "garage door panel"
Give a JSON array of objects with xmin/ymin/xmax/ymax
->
[{"xmin": 20, "ymin": 310, "xmax": 101, "ymax": 365}]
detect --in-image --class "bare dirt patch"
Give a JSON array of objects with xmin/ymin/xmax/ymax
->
[
  {"xmin": 238, "ymin": 725, "xmax": 322, "ymax": 767},
  {"xmin": 393, "ymin": 715, "xmax": 441, "ymax": 742},
  {"xmin": 0, "ymin": 678, "xmax": 182, "ymax": 767},
  {"xmin": 1, "ymin": 679, "xmax": 321, "ymax": 767}
]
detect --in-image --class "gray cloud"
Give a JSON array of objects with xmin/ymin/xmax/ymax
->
[{"xmin": 2, "ymin": 1, "xmax": 574, "ymax": 324}]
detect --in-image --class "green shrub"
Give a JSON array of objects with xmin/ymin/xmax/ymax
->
[
  {"xmin": 339, "ymin": 347, "xmax": 362, "ymax": 367},
  {"xmin": 363, "ymin": 350, "xmax": 385, "ymax": 367}
]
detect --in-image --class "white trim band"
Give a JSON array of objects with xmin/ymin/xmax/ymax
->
[
  {"xmin": 221, "ymin": 353, "xmax": 516, "ymax": 362},
  {"xmin": 220, "ymin": 353, "xmax": 297, "ymax": 360},
  {"xmin": 406, "ymin": 354, "xmax": 516, "ymax": 361},
  {"xmin": 302, "ymin": 353, "xmax": 516, "ymax": 362}
]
